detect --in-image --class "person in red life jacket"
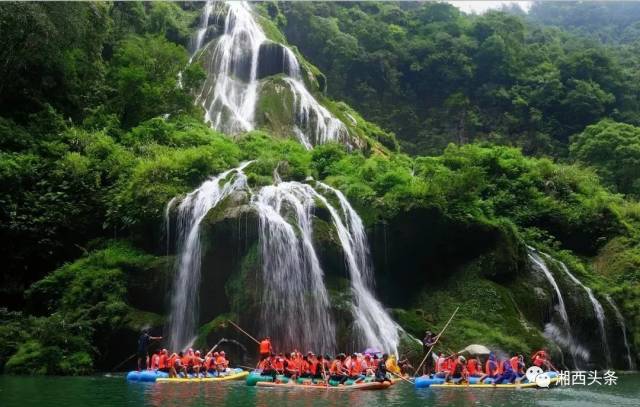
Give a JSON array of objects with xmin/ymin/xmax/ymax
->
[
  {"xmin": 445, "ymin": 356, "xmax": 468, "ymax": 383},
  {"xmin": 192, "ymin": 350, "xmax": 204, "ymax": 377},
  {"xmin": 258, "ymin": 353, "xmax": 277, "ymax": 380},
  {"xmin": 347, "ymin": 353, "xmax": 365, "ymax": 382},
  {"xmin": 149, "ymin": 350, "xmax": 160, "ymax": 370},
  {"xmin": 259, "ymin": 337, "xmax": 272, "ymax": 360},
  {"xmin": 299, "ymin": 353, "xmax": 313, "ymax": 378},
  {"xmin": 158, "ymin": 349, "xmax": 170, "ymax": 373},
  {"xmin": 274, "ymin": 353, "xmax": 286, "ymax": 375},
  {"xmin": 434, "ymin": 352, "xmax": 448, "ymax": 378},
  {"xmin": 216, "ymin": 351, "xmax": 229, "ymax": 375},
  {"xmin": 363, "ymin": 354, "xmax": 376, "ymax": 376},
  {"xmin": 493, "ymin": 355, "xmax": 517, "ymax": 385},
  {"xmin": 284, "ymin": 352, "xmax": 300, "ymax": 378},
  {"xmin": 510, "ymin": 352, "xmax": 525, "ymax": 378},
  {"xmin": 531, "ymin": 349, "xmax": 556, "ymax": 371},
  {"xmin": 310, "ymin": 354, "xmax": 325, "ymax": 380},
  {"xmin": 480, "ymin": 352, "xmax": 499, "ymax": 383},
  {"xmin": 466, "ymin": 356, "xmax": 483, "ymax": 378},
  {"xmin": 173, "ymin": 351, "xmax": 187, "ymax": 378},
  {"xmin": 329, "ymin": 354, "xmax": 349, "ymax": 384}
]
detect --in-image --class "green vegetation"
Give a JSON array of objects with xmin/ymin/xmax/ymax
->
[
  {"xmin": 277, "ymin": 1, "xmax": 640, "ymax": 156},
  {"xmin": 1, "ymin": 1, "xmax": 639, "ymax": 373}
]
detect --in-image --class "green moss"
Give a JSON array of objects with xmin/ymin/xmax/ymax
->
[
  {"xmin": 195, "ymin": 313, "xmax": 237, "ymax": 349},
  {"xmin": 123, "ymin": 308, "xmax": 165, "ymax": 332},
  {"xmin": 225, "ymin": 244, "xmax": 261, "ymax": 315}
]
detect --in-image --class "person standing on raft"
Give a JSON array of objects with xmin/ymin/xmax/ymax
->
[
  {"xmin": 422, "ymin": 330, "xmax": 437, "ymax": 375},
  {"xmin": 137, "ymin": 330, "xmax": 162, "ymax": 371},
  {"xmin": 259, "ymin": 337, "xmax": 272, "ymax": 360}
]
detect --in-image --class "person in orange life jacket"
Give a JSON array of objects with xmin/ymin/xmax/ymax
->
[
  {"xmin": 445, "ymin": 356, "xmax": 468, "ymax": 383},
  {"xmin": 330, "ymin": 354, "xmax": 349, "ymax": 384},
  {"xmin": 258, "ymin": 353, "xmax": 277, "ymax": 380},
  {"xmin": 510, "ymin": 352, "xmax": 525, "ymax": 378},
  {"xmin": 375, "ymin": 354, "xmax": 392, "ymax": 383},
  {"xmin": 310, "ymin": 354, "xmax": 325, "ymax": 380},
  {"xmin": 347, "ymin": 353, "xmax": 365, "ymax": 382},
  {"xmin": 466, "ymin": 356, "xmax": 483, "ymax": 378},
  {"xmin": 259, "ymin": 337, "xmax": 272, "ymax": 360},
  {"xmin": 150, "ymin": 350, "xmax": 160, "ymax": 370},
  {"xmin": 215, "ymin": 351, "xmax": 229, "ymax": 374},
  {"xmin": 158, "ymin": 349, "xmax": 170, "ymax": 373},
  {"xmin": 493, "ymin": 354, "xmax": 517, "ymax": 385},
  {"xmin": 532, "ymin": 348, "xmax": 556, "ymax": 371},
  {"xmin": 480, "ymin": 352, "xmax": 499, "ymax": 383},
  {"xmin": 434, "ymin": 352, "xmax": 448, "ymax": 378},
  {"xmin": 299, "ymin": 352, "xmax": 313, "ymax": 378},
  {"xmin": 137, "ymin": 330, "xmax": 162, "ymax": 371},
  {"xmin": 173, "ymin": 351, "xmax": 187, "ymax": 378},
  {"xmin": 284, "ymin": 352, "xmax": 300, "ymax": 378},
  {"xmin": 273, "ymin": 353, "xmax": 286, "ymax": 375}
]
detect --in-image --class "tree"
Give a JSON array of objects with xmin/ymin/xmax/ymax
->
[{"xmin": 570, "ymin": 119, "xmax": 640, "ymax": 196}]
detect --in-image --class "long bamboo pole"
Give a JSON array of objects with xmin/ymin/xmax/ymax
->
[
  {"xmin": 227, "ymin": 320, "xmax": 260, "ymax": 344},
  {"xmin": 413, "ymin": 307, "xmax": 460, "ymax": 377}
]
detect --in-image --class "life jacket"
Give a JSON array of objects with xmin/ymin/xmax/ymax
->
[
  {"xmin": 485, "ymin": 359, "xmax": 498, "ymax": 375},
  {"xmin": 496, "ymin": 359, "xmax": 504, "ymax": 374},
  {"xmin": 159, "ymin": 354, "xmax": 168, "ymax": 369},
  {"xmin": 216, "ymin": 356, "xmax": 227, "ymax": 368},
  {"xmin": 349, "ymin": 359, "xmax": 363, "ymax": 376},
  {"xmin": 151, "ymin": 354, "xmax": 160, "ymax": 369},
  {"xmin": 330, "ymin": 360, "xmax": 343, "ymax": 375},
  {"xmin": 274, "ymin": 357, "xmax": 285, "ymax": 371},
  {"xmin": 285, "ymin": 359, "xmax": 298, "ymax": 373},
  {"xmin": 467, "ymin": 359, "xmax": 477, "ymax": 375},
  {"xmin": 181, "ymin": 355, "xmax": 191, "ymax": 367},
  {"xmin": 510, "ymin": 356, "xmax": 519, "ymax": 372},
  {"xmin": 259, "ymin": 340, "xmax": 271, "ymax": 354},
  {"xmin": 258, "ymin": 358, "xmax": 272, "ymax": 370},
  {"xmin": 310, "ymin": 360, "xmax": 319, "ymax": 375},
  {"xmin": 446, "ymin": 358, "xmax": 455, "ymax": 372},
  {"xmin": 436, "ymin": 357, "xmax": 446, "ymax": 372}
]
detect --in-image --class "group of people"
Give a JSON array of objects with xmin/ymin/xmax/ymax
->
[
  {"xmin": 148, "ymin": 348, "xmax": 232, "ymax": 378},
  {"xmin": 256, "ymin": 337, "xmax": 400, "ymax": 383},
  {"xmin": 137, "ymin": 328, "xmax": 233, "ymax": 378},
  {"xmin": 422, "ymin": 330, "xmax": 556, "ymax": 385}
]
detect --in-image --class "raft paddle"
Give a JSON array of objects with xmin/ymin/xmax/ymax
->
[
  {"xmin": 227, "ymin": 320, "xmax": 260, "ymax": 344},
  {"xmin": 207, "ymin": 337, "xmax": 227, "ymax": 355},
  {"xmin": 414, "ymin": 306, "xmax": 460, "ymax": 377},
  {"xmin": 390, "ymin": 370, "xmax": 414, "ymax": 384}
]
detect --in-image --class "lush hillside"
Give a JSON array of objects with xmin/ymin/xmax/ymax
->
[
  {"xmin": 1, "ymin": 1, "xmax": 639, "ymax": 374},
  {"xmin": 272, "ymin": 1, "xmax": 640, "ymax": 156}
]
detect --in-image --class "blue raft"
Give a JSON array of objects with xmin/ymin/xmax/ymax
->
[{"xmin": 126, "ymin": 370, "xmax": 169, "ymax": 382}]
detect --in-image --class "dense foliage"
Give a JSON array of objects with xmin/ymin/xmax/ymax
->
[
  {"xmin": 270, "ymin": 1, "xmax": 640, "ymax": 156},
  {"xmin": 1, "ymin": 1, "xmax": 639, "ymax": 373}
]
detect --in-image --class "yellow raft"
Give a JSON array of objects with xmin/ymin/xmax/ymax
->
[
  {"xmin": 156, "ymin": 370, "xmax": 248, "ymax": 383},
  {"xmin": 430, "ymin": 376, "xmax": 558, "ymax": 389}
]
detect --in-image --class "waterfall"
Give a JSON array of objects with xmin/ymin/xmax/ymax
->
[
  {"xmin": 167, "ymin": 162, "xmax": 252, "ymax": 351},
  {"xmin": 192, "ymin": 1, "xmax": 349, "ymax": 148},
  {"xmin": 606, "ymin": 295, "xmax": 636, "ymax": 370},
  {"xmin": 165, "ymin": 165, "xmax": 398, "ymax": 354},
  {"xmin": 252, "ymin": 182, "xmax": 336, "ymax": 353},
  {"xmin": 316, "ymin": 182, "xmax": 400, "ymax": 354},
  {"xmin": 190, "ymin": 0, "xmax": 215, "ymax": 59},
  {"xmin": 528, "ymin": 248, "xmax": 583, "ymax": 367},
  {"xmin": 545, "ymin": 254, "xmax": 612, "ymax": 367}
]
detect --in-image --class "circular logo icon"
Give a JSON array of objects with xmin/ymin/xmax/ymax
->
[
  {"xmin": 535, "ymin": 373, "xmax": 551, "ymax": 388},
  {"xmin": 526, "ymin": 366, "xmax": 543, "ymax": 383}
]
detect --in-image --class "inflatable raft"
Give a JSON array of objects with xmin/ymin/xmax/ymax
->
[
  {"xmin": 247, "ymin": 371, "xmax": 392, "ymax": 390},
  {"xmin": 415, "ymin": 371, "xmax": 558, "ymax": 389},
  {"xmin": 126, "ymin": 368, "xmax": 246, "ymax": 383}
]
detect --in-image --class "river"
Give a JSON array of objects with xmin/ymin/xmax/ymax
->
[{"xmin": 1, "ymin": 373, "xmax": 639, "ymax": 406}]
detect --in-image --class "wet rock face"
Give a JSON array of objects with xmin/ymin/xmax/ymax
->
[
  {"xmin": 198, "ymin": 194, "xmax": 259, "ymax": 326},
  {"xmin": 257, "ymin": 42, "xmax": 298, "ymax": 79}
]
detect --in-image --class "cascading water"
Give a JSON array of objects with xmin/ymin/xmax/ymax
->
[
  {"xmin": 192, "ymin": 1, "xmax": 349, "ymax": 148},
  {"xmin": 165, "ymin": 165, "xmax": 399, "ymax": 353},
  {"xmin": 605, "ymin": 295, "xmax": 636, "ymax": 370},
  {"xmin": 545, "ymin": 254, "xmax": 612, "ymax": 367},
  {"xmin": 528, "ymin": 248, "xmax": 585, "ymax": 367},
  {"xmin": 252, "ymin": 182, "xmax": 336, "ymax": 353},
  {"xmin": 317, "ymin": 182, "xmax": 399, "ymax": 354},
  {"xmin": 189, "ymin": 0, "xmax": 214, "ymax": 60},
  {"xmin": 167, "ymin": 162, "xmax": 252, "ymax": 351}
]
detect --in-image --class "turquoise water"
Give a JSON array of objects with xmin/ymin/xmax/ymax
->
[{"xmin": 1, "ymin": 374, "xmax": 639, "ymax": 406}]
